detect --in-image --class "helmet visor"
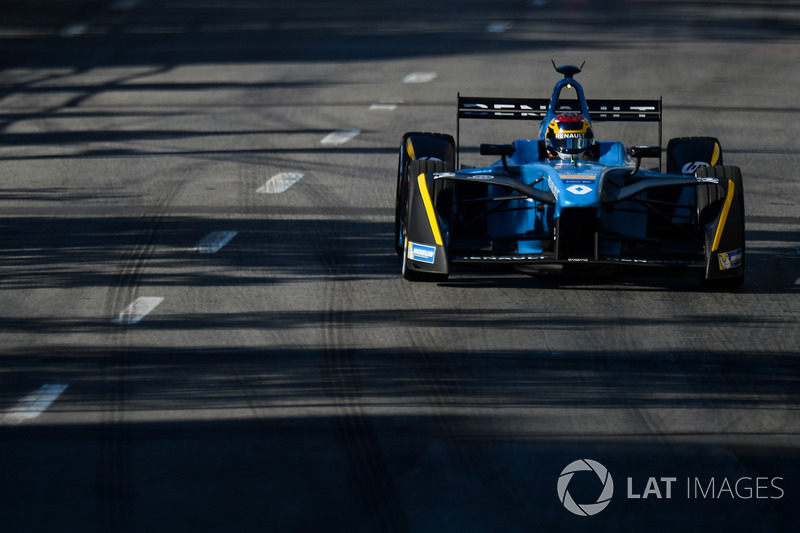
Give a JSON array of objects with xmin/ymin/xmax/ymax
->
[{"xmin": 552, "ymin": 133, "xmax": 593, "ymax": 155}]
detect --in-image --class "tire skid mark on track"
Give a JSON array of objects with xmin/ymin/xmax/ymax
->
[
  {"xmin": 98, "ymin": 179, "xmax": 183, "ymax": 532},
  {"xmin": 393, "ymin": 287, "xmax": 537, "ymax": 522},
  {"xmin": 496, "ymin": 285, "xmax": 677, "ymax": 455},
  {"xmin": 256, "ymin": 164, "xmax": 409, "ymax": 528},
  {"xmin": 321, "ymin": 341, "xmax": 408, "ymax": 532},
  {"xmin": 311, "ymin": 217, "xmax": 409, "ymax": 533},
  {"xmin": 98, "ymin": 218, "xmax": 160, "ymax": 533}
]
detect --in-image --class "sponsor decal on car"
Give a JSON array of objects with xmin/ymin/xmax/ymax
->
[
  {"xmin": 682, "ymin": 161, "xmax": 710, "ymax": 174},
  {"xmin": 566, "ymin": 184, "xmax": 593, "ymax": 195},
  {"xmin": 560, "ymin": 174, "xmax": 597, "ymax": 180},
  {"xmin": 718, "ymin": 248, "xmax": 743, "ymax": 270},
  {"xmin": 408, "ymin": 241, "xmax": 436, "ymax": 264}
]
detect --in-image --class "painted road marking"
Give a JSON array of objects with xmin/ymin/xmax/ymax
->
[
  {"xmin": 320, "ymin": 130, "xmax": 360, "ymax": 145},
  {"xmin": 191, "ymin": 231, "xmax": 237, "ymax": 254},
  {"xmin": 3, "ymin": 384, "xmax": 68, "ymax": 424},
  {"xmin": 257, "ymin": 171, "xmax": 304, "ymax": 193},
  {"xmin": 370, "ymin": 103, "xmax": 398, "ymax": 111},
  {"xmin": 487, "ymin": 21, "xmax": 512, "ymax": 33},
  {"xmin": 113, "ymin": 297, "xmax": 164, "ymax": 325},
  {"xmin": 110, "ymin": 0, "xmax": 140, "ymax": 9},
  {"xmin": 58, "ymin": 23, "xmax": 89, "ymax": 38},
  {"xmin": 403, "ymin": 72, "xmax": 437, "ymax": 83}
]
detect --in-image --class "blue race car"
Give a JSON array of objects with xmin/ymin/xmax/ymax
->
[{"xmin": 394, "ymin": 63, "xmax": 745, "ymax": 286}]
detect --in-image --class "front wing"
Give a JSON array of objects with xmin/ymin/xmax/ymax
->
[{"xmin": 403, "ymin": 167, "xmax": 745, "ymax": 282}]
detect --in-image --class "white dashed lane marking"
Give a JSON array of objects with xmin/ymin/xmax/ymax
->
[
  {"xmin": 403, "ymin": 72, "xmax": 437, "ymax": 83},
  {"xmin": 2, "ymin": 384, "xmax": 69, "ymax": 424},
  {"xmin": 487, "ymin": 21, "xmax": 512, "ymax": 33},
  {"xmin": 257, "ymin": 172, "xmax": 304, "ymax": 193},
  {"xmin": 58, "ymin": 23, "xmax": 89, "ymax": 38},
  {"xmin": 369, "ymin": 103, "xmax": 398, "ymax": 111},
  {"xmin": 191, "ymin": 231, "xmax": 238, "ymax": 253},
  {"xmin": 320, "ymin": 130, "xmax": 360, "ymax": 145},
  {"xmin": 113, "ymin": 297, "xmax": 164, "ymax": 325},
  {"xmin": 110, "ymin": 0, "xmax": 140, "ymax": 9}
]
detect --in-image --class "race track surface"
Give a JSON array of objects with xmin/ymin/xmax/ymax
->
[{"xmin": 1, "ymin": 1, "xmax": 799, "ymax": 531}]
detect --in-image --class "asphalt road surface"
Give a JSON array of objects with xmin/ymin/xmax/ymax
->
[{"xmin": 1, "ymin": 1, "xmax": 799, "ymax": 531}]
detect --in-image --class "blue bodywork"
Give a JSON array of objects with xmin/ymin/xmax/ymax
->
[
  {"xmin": 460, "ymin": 143, "xmax": 632, "ymax": 254},
  {"xmin": 399, "ymin": 64, "xmax": 745, "ymax": 283}
]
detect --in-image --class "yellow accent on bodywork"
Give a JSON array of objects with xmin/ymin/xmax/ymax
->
[
  {"xmin": 406, "ymin": 138, "xmax": 417, "ymax": 160},
  {"xmin": 417, "ymin": 173, "xmax": 443, "ymax": 245},
  {"xmin": 710, "ymin": 143, "xmax": 721, "ymax": 166},
  {"xmin": 711, "ymin": 179, "xmax": 735, "ymax": 252}
]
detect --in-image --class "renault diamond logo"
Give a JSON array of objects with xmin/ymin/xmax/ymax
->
[{"xmin": 566, "ymin": 184, "xmax": 592, "ymax": 195}]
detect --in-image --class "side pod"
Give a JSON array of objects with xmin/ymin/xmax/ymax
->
[
  {"xmin": 403, "ymin": 170, "xmax": 449, "ymax": 280},
  {"xmin": 697, "ymin": 165, "xmax": 745, "ymax": 286}
]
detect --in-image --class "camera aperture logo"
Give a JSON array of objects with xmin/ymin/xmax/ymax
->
[{"xmin": 557, "ymin": 459, "xmax": 614, "ymax": 516}]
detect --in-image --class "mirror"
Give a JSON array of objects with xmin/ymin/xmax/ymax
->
[
  {"xmin": 627, "ymin": 145, "xmax": 661, "ymax": 159},
  {"xmin": 480, "ymin": 144, "xmax": 515, "ymax": 157}
]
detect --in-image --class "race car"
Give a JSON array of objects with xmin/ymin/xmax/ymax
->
[{"xmin": 394, "ymin": 63, "xmax": 745, "ymax": 286}]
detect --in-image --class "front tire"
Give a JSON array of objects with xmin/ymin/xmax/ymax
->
[
  {"xmin": 395, "ymin": 132, "xmax": 455, "ymax": 256},
  {"xmin": 666, "ymin": 136, "xmax": 723, "ymax": 175},
  {"xmin": 696, "ymin": 165, "xmax": 745, "ymax": 288},
  {"xmin": 401, "ymin": 159, "xmax": 453, "ymax": 282}
]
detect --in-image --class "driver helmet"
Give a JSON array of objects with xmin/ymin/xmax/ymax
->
[{"xmin": 545, "ymin": 113, "xmax": 596, "ymax": 160}]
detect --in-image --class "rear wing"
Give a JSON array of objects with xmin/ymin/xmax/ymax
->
[{"xmin": 456, "ymin": 94, "xmax": 662, "ymax": 166}]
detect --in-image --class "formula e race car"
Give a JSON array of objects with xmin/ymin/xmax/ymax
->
[{"xmin": 394, "ymin": 63, "xmax": 745, "ymax": 286}]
